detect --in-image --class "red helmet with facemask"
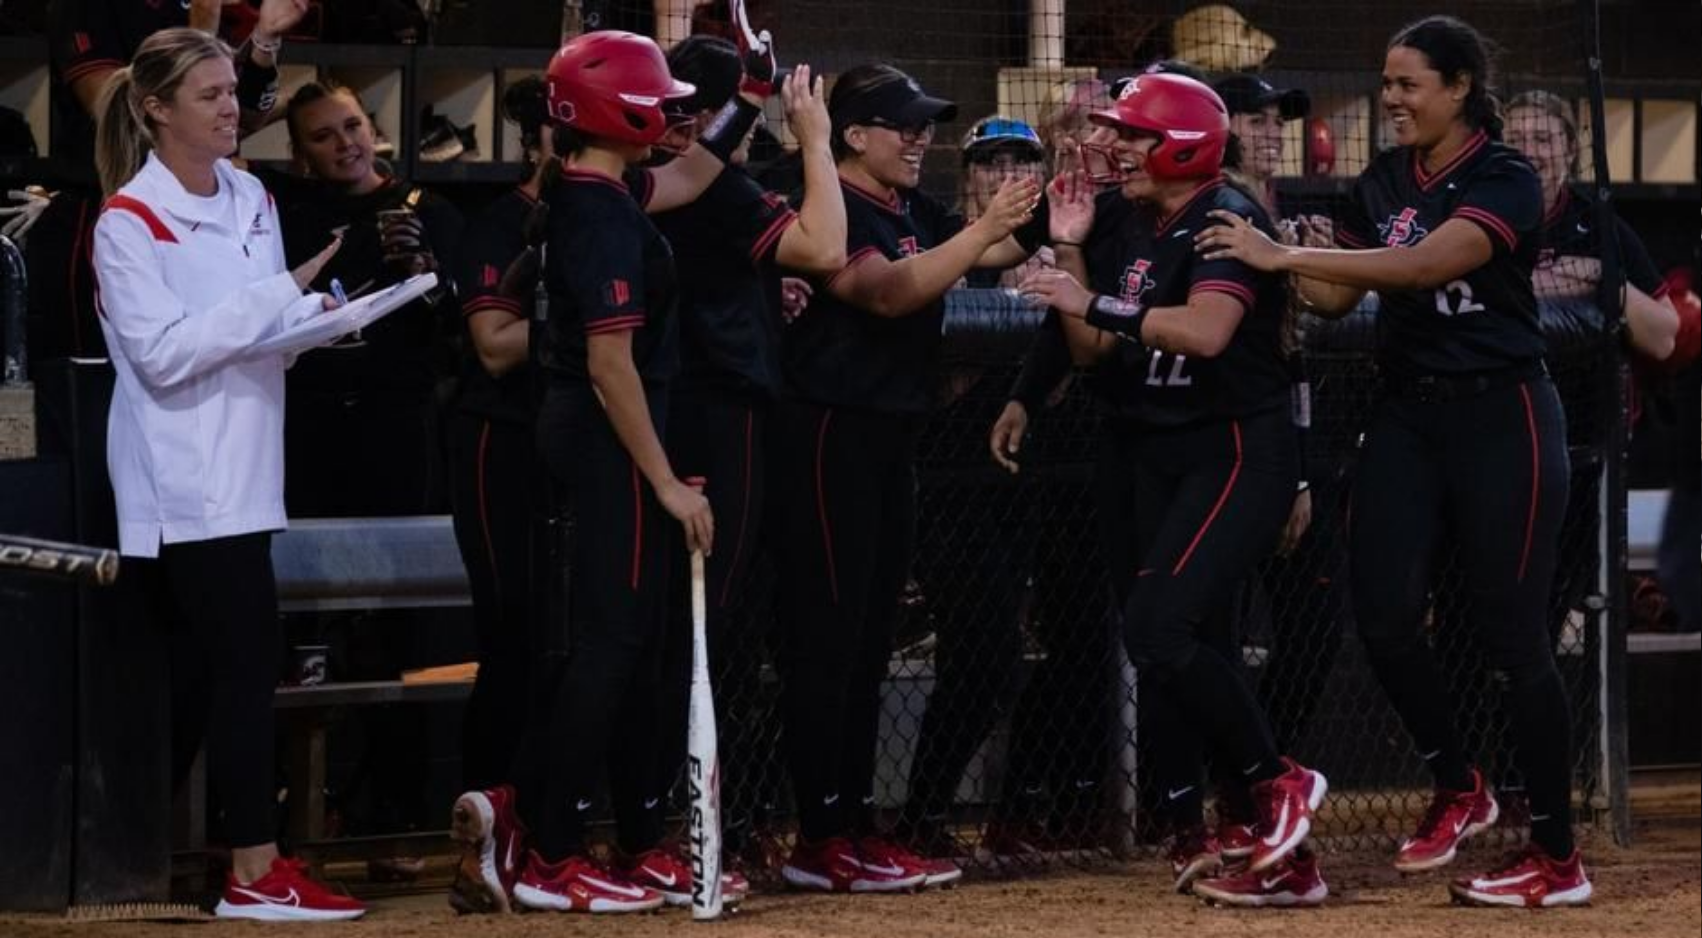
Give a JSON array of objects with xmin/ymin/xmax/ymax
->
[
  {"xmin": 545, "ymin": 30, "xmax": 696, "ymax": 146},
  {"xmin": 1081, "ymin": 73, "xmax": 1229, "ymax": 185}
]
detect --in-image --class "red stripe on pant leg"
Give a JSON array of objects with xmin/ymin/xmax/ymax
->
[
  {"xmin": 1172, "ymin": 420, "xmax": 1243, "ymax": 575},
  {"xmin": 1516, "ymin": 383, "xmax": 1540, "ymax": 584},
  {"xmin": 631, "ymin": 462, "xmax": 643, "ymax": 590},
  {"xmin": 814, "ymin": 410, "xmax": 839, "ymax": 603},
  {"xmin": 718, "ymin": 408, "xmax": 755, "ymax": 609},
  {"xmin": 476, "ymin": 420, "xmax": 503, "ymax": 602}
]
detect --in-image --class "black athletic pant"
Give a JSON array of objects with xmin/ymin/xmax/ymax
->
[
  {"xmin": 655, "ymin": 387, "xmax": 771, "ymax": 842},
  {"xmin": 1350, "ymin": 377, "xmax": 1574, "ymax": 857},
  {"xmin": 532, "ymin": 382, "xmax": 670, "ymax": 859},
  {"xmin": 1121, "ymin": 409, "xmax": 1297, "ymax": 812},
  {"xmin": 447, "ymin": 410, "xmax": 538, "ymax": 790},
  {"xmin": 126, "ymin": 532, "xmax": 281, "ymax": 849},
  {"xmin": 1257, "ymin": 474, "xmax": 1350, "ymax": 754},
  {"xmin": 770, "ymin": 401, "xmax": 919, "ymax": 842}
]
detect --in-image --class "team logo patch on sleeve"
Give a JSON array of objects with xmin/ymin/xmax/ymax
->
[
  {"xmin": 1120, "ymin": 259, "xmax": 1156, "ymax": 305},
  {"xmin": 482, "ymin": 264, "xmax": 500, "ymax": 288},
  {"xmin": 1377, "ymin": 207, "xmax": 1429, "ymax": 247},
  {"xmin": 604, "ymin": 279, "xmax": 632, "ymax": 307}
]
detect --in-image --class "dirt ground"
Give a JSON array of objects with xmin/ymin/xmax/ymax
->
[{"xmin": 7, "ymin": 819, "xmax": 1696, "ymax": 938}]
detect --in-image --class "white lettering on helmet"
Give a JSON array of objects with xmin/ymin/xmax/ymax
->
[{"xmin": 619, "ymin": 93, "xmax": 661, "ymax": 106}]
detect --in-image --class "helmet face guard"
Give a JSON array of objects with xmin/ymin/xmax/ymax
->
[{"xmin": 1078, "ymin": 134, "xmax": 1131, "ymax": 186}]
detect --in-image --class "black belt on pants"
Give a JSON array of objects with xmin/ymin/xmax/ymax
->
[{"xmin": 1379, "ymin": 360, "xmax": 1548, "ymax": 403}]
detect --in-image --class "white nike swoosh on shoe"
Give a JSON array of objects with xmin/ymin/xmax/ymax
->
[
  {"xmin": 1475, "ymin": 870, "xmax": 1539, "ymax": 889},
  {"xmin": 1261, "ymin": 877, "xmax": 1287, "ymax": 891},
  {"xmin": 230, "ymin": 886, "xmax": 300, "ymax": 906},
  {"xmin": 1262, "ymin": 801, "xmax": 1291, "ymax": 847},
  {"xmin": 581, "ymin": 875, "xmax": 649, "ymax": 899},
  {"xmin": 504, "ymin": 837, "xmax": 518, "ymax": 876},
  {"xmin": 859, "ymin": 861, "xmax": 906, "ymax": 877},
  {"xmin": 641, "ymin": 865, "xmax": 678, "ymax": 888}
]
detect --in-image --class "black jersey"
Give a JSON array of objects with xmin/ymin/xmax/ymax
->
[
  {"xmin": 1540, "ymin": 185, "xmax": 1665, "ymax": 298},
  {"xmin": 651, "ymin": 166, "xmax": 798, "ymax": 396},
  {"xmin": 1084, "ymin": 178, "xmax": 1289, "ymax": 428},
  {"xmin": 275, "ymin": 174, "xmax": 465, "ymax": 401},
  {"xmin": 783, "ymin": 179, "xmax": 962, "ymax": 414},
  {"xmin": 539, "ymin": 168, "xmax": 678, "ymax": 386},
  {"xmin": 455, "ymin": 187, "xmax": 536, "ymax": 424},
  {"xmin": 47, "ymin": 0, "xmax": 268, "ymax": 187},
  {"xmin": 1336, "ymin": 130, "xmax": 1545, "ymax": 376}
]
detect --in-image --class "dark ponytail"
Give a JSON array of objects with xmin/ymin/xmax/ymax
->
[{"xmin": 1390, "ymin": 15, "xmax": 1504, "ymax": 139}]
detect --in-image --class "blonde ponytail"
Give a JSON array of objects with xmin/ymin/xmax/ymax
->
[{"xmin": 92, "ymin": 28, "xmax": 233, "ymax": 195}]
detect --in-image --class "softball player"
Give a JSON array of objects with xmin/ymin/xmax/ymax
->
[
  {"xmin": 771, "ymin": 62, "xmax": 1037, "ymax": 893},
  {"xmin": 1019, "ymin": 72, "xmax": 1329, "ymax": 906},
  {"xmin": 1197, "ymin": 15, "xmax": 1592, "ymax": 908}
]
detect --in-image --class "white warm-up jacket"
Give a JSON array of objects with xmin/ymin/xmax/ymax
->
[{"xmin": 94, "ymin": 153, "xmax": 325, "ymax": 558}]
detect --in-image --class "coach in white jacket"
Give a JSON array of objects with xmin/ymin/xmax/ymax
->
[{"xmin": 90, "ymin": 28, "xmax": 363, "ymax": 922}]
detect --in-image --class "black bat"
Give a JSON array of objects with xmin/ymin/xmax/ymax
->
[{"xmin": 0, "ymin": 534, "xmax": 120, "ymax": 586}]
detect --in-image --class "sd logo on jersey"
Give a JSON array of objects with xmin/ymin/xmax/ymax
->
[
  {"xmin": 1120, "ymin": 259, "xmax": 1156, "ymax": 305},
  {"xmin": 897, "ymin": 236, "xmax": 921, "ymax": 258},
  {"xmin": 1377, "ymin": 207, "xmax": 1428, "ymax": 247}
]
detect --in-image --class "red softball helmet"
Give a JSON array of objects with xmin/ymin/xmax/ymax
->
[
  {"xmin": 545, "ymin": 30, "xmax": 696, "ymax": 146},
  {"xmin": 1082, "ymin": 73, "xmax": 1229, "ymax": 183}
]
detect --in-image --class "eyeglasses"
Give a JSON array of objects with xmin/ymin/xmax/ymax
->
[{"xmin": 864, "ymin": 119, "xmax": 936, "ymax": 144}]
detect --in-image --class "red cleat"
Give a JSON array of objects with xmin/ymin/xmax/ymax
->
[
  {"xmin": 449, "ymin": 784, "xmax": 527, "ymax": 913},
  {"xmin": 1449, "ymin": 845, "xmax": 1592, "ymax": 908},
  {"xmin": 782, "ymin": 837, "xmax": 925, "ymax": 893},
  {"xmin": 1194, "ymin": 850, "xmax": 1328, "ymax": 908},
  {"xmin": 1165, "ymin": 826, "xmax": 1224, "ymax": 893},
  {"xmin": 860, "ymin": 836, "xmax": 962, "ymax": 889},
  {"xmin": 215, "ymin": 857, "xmax": 366, "ymax": 921},
  {"xmin": 618, "ymin": 847, "xmax": 751, "ymax": 907},
  {"xmin": 1395, "ymin": 769, "xmax": 1500, "ymax": 872},
  {"xmin": 512, "ymin": 851, "xmax": 664, "ymax": 913},
  {"xmin": 1247, "ymin": 758, "xmax": 1328, "ymax": 873}
]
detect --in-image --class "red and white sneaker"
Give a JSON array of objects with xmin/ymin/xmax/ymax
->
[
  {"xmin": 512, "ymin": 851, "xmax": 664, "ymax": 913},
  {"xmin": 1217, "ymin": 821, "xmax": 1258, "ymax": 861},
  {"xmin": 618, "ymin": 847, "xmax": 751, "ymax": 907},
  {"xmin": 860, "ymin": 836, "xmax": 962, "ymax": 889},
  {"xmin": 449, "ymin": 784, "xmax": 528, "ymax": 913},
  {"xmin": 215, "ymin": 857, "xmax": 366, "ymax": 921},
  {"xmin": 1395, "ymin": 769, "xmax": 1500, "ymax": 872},
  {"xmin": 1248, "ymin": 758, "xmax": 1328, "ymax": 874},
  {"xmin": 1194, "ymin": 850, "xmax": 1328, "ymax": 908},
  {"xmin": 1165, "ymin": 826, "xmax": 1224, "ymax": 893},
  {"xmin": 782, "ymin": 837, "xmax": 925, "ymax": 893},
  {"xmin": 1449, "ymin": 846, "xmax": 1592, "ymax": 908}
]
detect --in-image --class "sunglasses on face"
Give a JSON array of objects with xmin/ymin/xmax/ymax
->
[{"xmin": 864, "ymin": 119, "xmax": 936, "ymax": 143}]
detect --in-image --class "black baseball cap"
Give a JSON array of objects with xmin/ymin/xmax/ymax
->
[
  {"xmin": 831, "ymin": 71, "xmax": 958, "ymax": 129},
  {"xmin": 1212, "ymin": 74, "xmax": 1310, "ymax": 120}
]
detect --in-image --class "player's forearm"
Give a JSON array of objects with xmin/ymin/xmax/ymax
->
[
  {"xmin": 860, "ymin": 232, "xmax": 991, "ymax": 318},
  {"xmin": 588, "ymin": 338, "xmax": 679, "ymax": 492},
  {"xmin": 1051, "ymin": 245, "xmax": 1109, "ymax": 363},
  {"xmin": 1625, "ymin": 286, "xmax": 1679, "ymax": 361},
  {"xmin": 783, "ymin": 142, "xmax": 847, "ymax": 274}
]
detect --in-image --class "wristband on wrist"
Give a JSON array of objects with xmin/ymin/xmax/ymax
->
[
  {"xmin": 698, "ymin": 95, "xmax": 762, "ymax": 164},
  {"xmin": 1084, "ymin": 293, "xmax": 1148, "ymax": 342},
  {"xmin": 250, "ymin": 32, "xmax": 282, "ymax": 55}
]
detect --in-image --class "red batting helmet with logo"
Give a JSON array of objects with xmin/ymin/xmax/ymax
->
[
  {"xmin": 1083, "ymin": 73, "xmax": 1229, "ymax": 183},
  {"xmin": 545, "ymin": 30, "xmax": 696, "ymax": 146}
]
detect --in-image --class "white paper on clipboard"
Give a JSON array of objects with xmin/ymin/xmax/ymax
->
[{"xmin": 250, "ymin": 273, "xmax": 438, "ymax": 357}]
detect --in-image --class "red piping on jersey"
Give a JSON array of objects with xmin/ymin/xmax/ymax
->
[
  {"xmin": 826, "ymin": 246, "xmax": 882, "ymax": 288},
  {"xmin": 476, "ymin": 420, "xmax": 503, "ymax": 602},
  {"xmin": 585, "ymin": 313, "xmax": 647, "ymax": 335},
  {"xmin": 630, "ymin": 462, "xmax": 644, "ymax": 590},
  {"xmin": 559, "ymin": 164, "xmax": 631, "ymax": 195},
  {"xmin": 63, "ymin": 58, "xmax": 124, "ymax": 85},
  {"xmin": 1190, "ymin": 279, "xmax": 1256, "ymax": 309},
  {"xmin": 1453, "ymin": 206, "xmax": 1518, "ymax": 251},
  {"xmin": 814, "ymin": 410, "xmax": 840, "ymax": 603},
  {"xmin": 103, "ymin": 196, "xmax": 180, "ymax": 243},
  {"xmin": 749, "ymin": 209, "xmax": 799, "ymax": 266},
  {"xmin": 1155, "ymin": 177, "xmax": 1225, "ymax": 237},
  {"xmin": 1172, "ymin": 419, "xmax": 1243, "ymax": 575},
  {"xmin": 840, "ymin": 177, "xmax": 903, "ymax": 215},
  {"xmin": 463, "ymin": 295, "xmax": 523, "ymax": 319},
  {"xmin": 1413, "ymin": 129, "xmax": 1487, "ymax": 192},
  {"xmin": 1515, "ymin": 382, "xmax": 1540, "ymax": 584},
  {"xmin": 718, "ymin": 407, "xmax": 755, "ymax": 609}
]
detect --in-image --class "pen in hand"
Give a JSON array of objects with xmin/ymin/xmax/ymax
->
[{"xmin": 329, "ymin": 277, "xmax": 349, "ymax": 307}]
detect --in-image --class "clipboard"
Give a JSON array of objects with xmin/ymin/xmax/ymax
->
[{"xmin": 250, "ymin": 272, "xmax": 439, "ymax": 358}]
